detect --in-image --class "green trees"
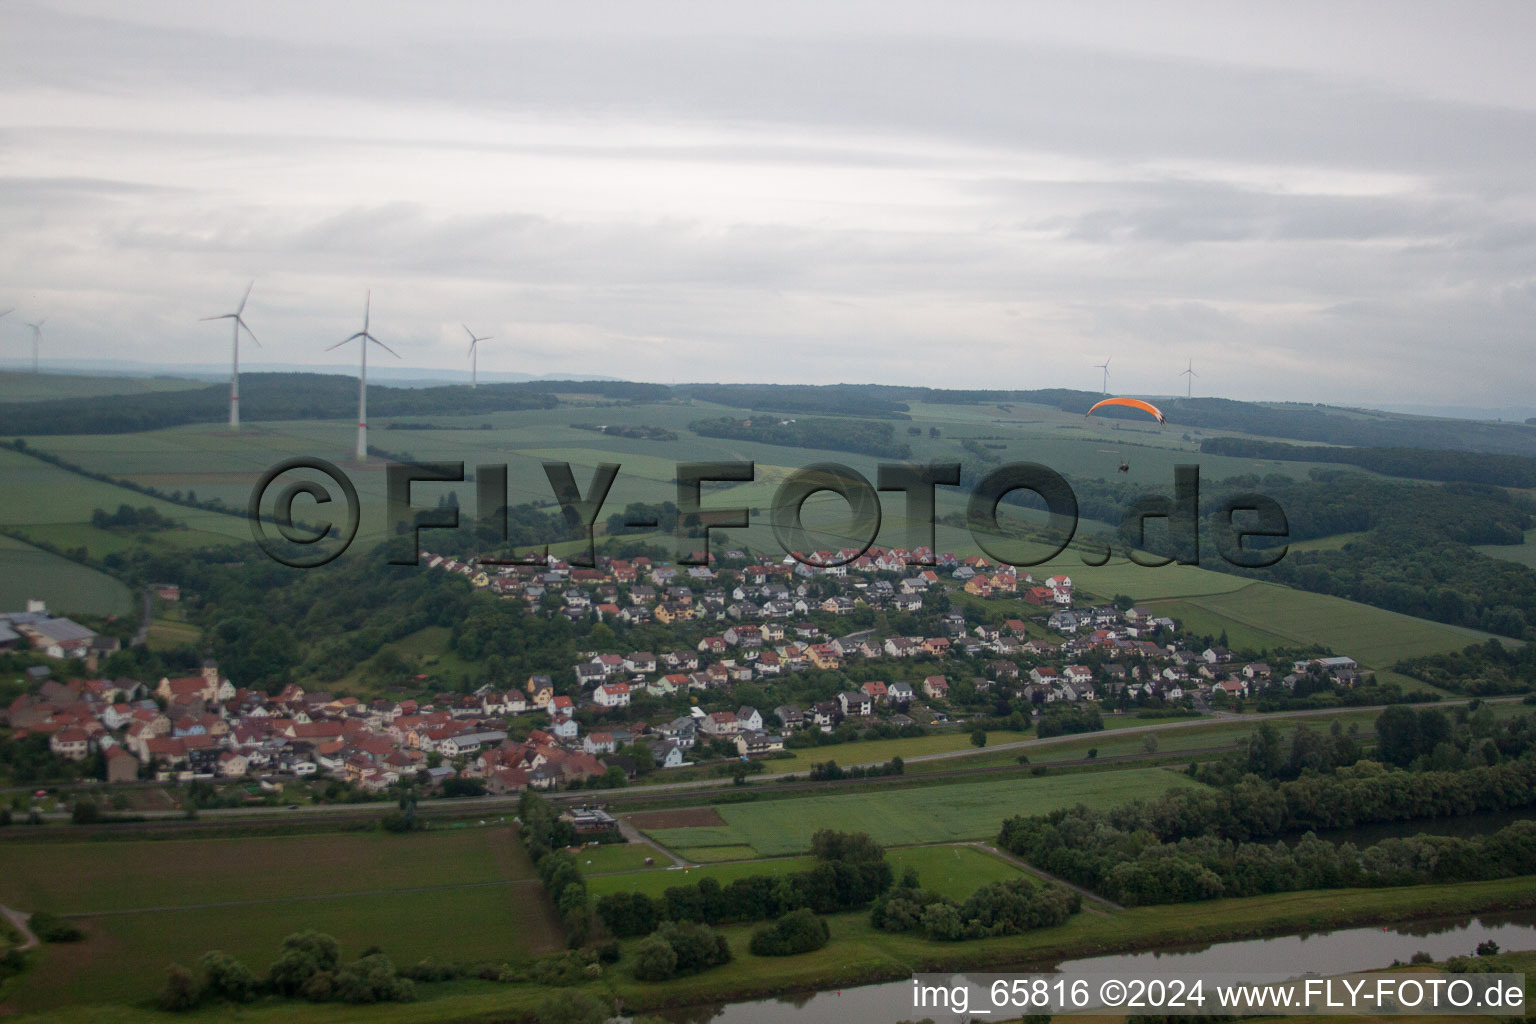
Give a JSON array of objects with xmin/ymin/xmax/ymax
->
[
  {"xmin": 595, "ymin": 891, "xmax": 661, "ymax": 938},
  {"xmin": 631, "ymin": 921, "xmax": 732, "ymax": 981},
  {"xmin": 268, "ymin": 931, "xmax": 341, "ymax": 996},
  {"xmin": 199, "ymin": 951, "xmax": 259, "ymax": 1002},
  {"xmin": 999, "ymin": 754, "xmax": 1536, "ymax": 906},
  {"xmin": 750, "ymin": 908, "xmax": 831, "ymax": 956},
  {"xmin": 158, "ymin": 964, "xmax": 200, "ymax": 1011},
  {"xmin": 157, "ymin": 932, "xmax": 413, "ymax": 1009},
  {"xmin": 871, "ymin": 874, "xmax": 1082, "ymax": 940},
  {"xmin": 519, "ymin": 792, "xmax": 591, "ymax": 946}
]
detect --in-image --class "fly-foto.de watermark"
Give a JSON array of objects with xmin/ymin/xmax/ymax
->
[{"xmin": 248, "ymin": 458, "xmax": 1289, "ymax": 570}]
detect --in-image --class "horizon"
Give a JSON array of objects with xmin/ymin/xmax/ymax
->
[
  {"xmin": 5, "ymin": 4, "xmax": 1536, "ymax": 408},
  {"xmin": 1, "ymin": 363, "xmax": 1534, "ymax": 424}
]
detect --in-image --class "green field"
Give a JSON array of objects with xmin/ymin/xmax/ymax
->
[
  {"xmin": 0, "ymin": 826, "xmax": 562, "ymax": 1012},
  {"xmin": 0, "ymin": 534, "xmax": 133, "ymax": 617},
  {"xmin": 574, "ymin": 843, "xmax": 664, "ymax": 875},
  {"xmin": 674, "ymin": 844, "xmax": 761, "ymax": 862},
  {"xmin": 5, "ymin": 884, "xmax": 555, "ymax": 1013},
  {"xmin": 765, "ymin": 729, "xmax": 1029, "ymax": 771},
  {"xmin": 885, "ymin": 844, "xmax": 1034, "ymax": 899},
  {"xmin": 0, "ymin": 372, "xmax": 208, "ymax": 404},
  {"xmin": 1477, "ymin": 531, "xmax": 1536, "ymax": 570},
  {"xmin": 145, "ymin": 617, "xmax": 202, "ymax": 651},
  {"xmin": 586, "ymin": 856, "xmax": 818, "ymax": 899},
  {"xmin": 641, "ymin": 768, "xmax": 1200, "ymax": 856},
  {"xmin": 1145, "ymin": 580, "xmax": 1504, "ymax": 668},
  {"xmin": 586, "ymin": 844, "xmax": 1029, "ymax": 901},
  {"xmin": 0, "ymin": 828, "xmax": 530, "ymax": 914}
]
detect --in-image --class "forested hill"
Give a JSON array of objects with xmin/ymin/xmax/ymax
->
[
  {"xmin": 679, "ymin": 383, "xmax": 1536, "ymax": 456},
  {"xmin": 1200, "ymin": 437, "xmax": 1536, "ymax": 488},
  {"xmin": 0, "ymin": 373, "xmax": 558, "ymax": 434}
]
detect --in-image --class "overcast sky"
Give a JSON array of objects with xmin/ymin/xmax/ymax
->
[{"xmin": 3, "ymin": 2, "xmax": 1535, "ymax": 407}]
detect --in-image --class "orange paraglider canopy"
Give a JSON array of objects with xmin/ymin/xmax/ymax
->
[{"xmin": 1086, "ymin": 397, "xmax": 1165, "ymax": 424}]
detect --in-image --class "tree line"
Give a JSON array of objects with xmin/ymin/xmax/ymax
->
[
  {"xmin": 1201, "ymin": 437, "xmax": 1536, "ymax": 488},
  {"xmin": 688, "ymin": 416, "xmax": 914, "ymax": 458},
  {"xmin": 0, "ymin": 373, "xmax": 559, "ymax": 434},
  {"xmin": 870, "ymin": 868, "xmax": 1081, "ymax": 940},
  {"xmin": 517, "ymin": 791, "xmax": 592, "ymax": 946},
  {"xmin": 999, "ymin": 750, "xmax": 1536, "ymax": 906},
  {"xmin": 159, "ymin": 931, "xmax": 415, "ymax": 1011}
]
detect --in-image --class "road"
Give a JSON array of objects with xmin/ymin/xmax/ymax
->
[{"xmin": 0, "ymin": 905, "xmax": 38, "ymax": 951}]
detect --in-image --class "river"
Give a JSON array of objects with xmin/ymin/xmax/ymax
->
[{"xmin": 653, "ymin": 911, "xmax": 1536, "ymax": 1024}]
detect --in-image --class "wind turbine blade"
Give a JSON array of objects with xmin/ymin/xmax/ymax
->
[
  {"xmin": 325, "ymin": 335, "xmax": 359, "ymax": 351},
  {"xmin": 235, "ymin": 317, "xmax": 261, "ymax": 347},
  {"xmin": 236, "ymin": 281, "xmax": 254, "ymax": 316},
  {"xmin": 463, "ymin": 324, "xmax": 476, "ymax": 342},
  {"xmin": 0, "ymin": 309, "xmax": 12, "ymax": 319},
  {"xmin": 366, "ymin": 334, "xmax": 401, "ymax": 359},
  {"xmin": 362, "ymin": 289, "xmax": 371, "ymax": 332},
  {"xmin": 199, "ymin": 314, "xmax": 232, "ymax": 322}
]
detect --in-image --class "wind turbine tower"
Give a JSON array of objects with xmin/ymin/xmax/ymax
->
[
  {"xmin": 1094, "ymin": 356, "xmax": 1111, "ymax": 395},
  {"xmin": 1180, "ymin": 357, "xmax": 1198, "ymax": 398},
  {"xmin": 25, "ymin": 319, "xmax": 46, "ymax": 374},
  {"xmin": 327, "ymin": 291, "xmax": 399, "ymax": 462},
  {"xmin": 201, "ymin": 282, "xmax": 260, "ymax": 429},
  {"xmin": 464, "ymin": 325, "xmax": 492, "ymax": 388}
]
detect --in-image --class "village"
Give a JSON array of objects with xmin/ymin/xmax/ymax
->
[{"xmin": 0, "ymin": 547, "xmax": 1361, "ymax": 798}]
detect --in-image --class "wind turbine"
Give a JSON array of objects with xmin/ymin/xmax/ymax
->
[
  {"xmin": 464, "ymin": 325, "xmax": 492, "ymax": 388},
  {"xmin": 25, "ymin": 319, "xmax": 46, "ymax": 374},
  {"xmin": 327, "ymin": 290, "xmax": 399, "ymax": 462},
  {"xmin": 1180, "ymin": 357, "xmax": 1198, "ymax": 399},
  {"xmin": 1093, "ymin": 356, "xmax": 1111, "ymax": 395},
  {"xmin": 201, "ymin": 282, "xmax": 260, "ymax": 430}
]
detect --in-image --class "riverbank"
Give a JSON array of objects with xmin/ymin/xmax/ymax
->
[
  {"xmin": 609, "ymin": 875, "xmax": 1536, "ymax": 1016},
  {"xmin": 10, "ymin": 875, "xmax": 1535, "ymax": 1023}
]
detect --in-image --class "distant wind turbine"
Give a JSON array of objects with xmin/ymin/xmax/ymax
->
[
  {"xmin": 327, "ymin": 290, "xmax": 399, "ymax": 462},
  {"xmin": 25, "ymin": 319, "xmax": 46, "ymax": 374},
  {"xmin": 1180, "ymin": 357, "xmax": 1198, "ymax": 398},
  {"xmin": 464, "ymin": 325, "xmax": 492, "ymax": 388},
  {"xmin": 201, "ymin": 282, "xmax": 260, "ymax": 430},
  {"xmin": 1093, "ymin": 356, "xmax": 1111, "ymax": 395}
]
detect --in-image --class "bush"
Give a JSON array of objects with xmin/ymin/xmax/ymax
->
[
  {"xmin": 28, "ymin": 911, "xmax": 84, "ymax": 943},
  {"xmin": 632, "ymin": 934, "xmax": 678, "ymax": 981},
  {"xmin": 749, "ymin": 908, "xmax": 830, "ymax": 956},
  {"xmin": 199, "ymin": 950, "xmax": 259, "ymax": 1002},
  {"xmin": 596, "ymin": 891, "xmax": 660, "ymax": 937},
  {"xmin": 70, "ymin": 800, "xmax": 101, "ymax": 825},
  {"xmin": 158, "ymin": 963, "xmax": 201, "ymax": 1011},
  {"xmin": 538, "ymin": 989, "xmax": 611, "ymax": 1024},
  {"xmin": 267, "ymin": 930, "xmax": 341, "ymax": 996}
]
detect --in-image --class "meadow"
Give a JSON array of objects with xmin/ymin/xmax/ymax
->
[
  {"xmin": 0, "ymin": 828, "xmax": 528, "ymax": 913},
  {"xmin": 0, "ymin": 372, "xmax": 208, "ymax": 404},
  {"xmin": 584, "ymin": 843, "xmax": 1028, "ymax": 901},
  {"xmin": 1477, "ymin": 530, "xmax": 1536, "ymax": 570},
  {"xmin": 638, "ymin": 767, "xmax": 1200, "ymax": 856},
  {"xmin": 0, "ymin": 534, "xmax": 133, "ymax": 617},
  {"xmin": 0, "ymin": 826, "xmax": 562, "ymax": 1013},
  {"xmin": 1145, "ymin": 580, "xmax": 1503, "ymax": 669},
  {"xmin": 9, "ymin": 875, "xmax": 1533, "ymax": 1024}
]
